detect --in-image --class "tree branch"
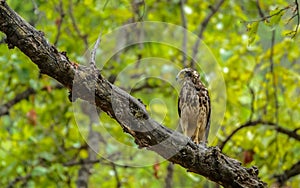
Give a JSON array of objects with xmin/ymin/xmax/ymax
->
[
  {"xmin": 0, "ymin": 1, "xmax": 266, "ymax": 187},
  {"xmin": 191, "ymin": 0, "xmax": 226, "ymax": 63},
  {"xmin": 0, "ymin": 87, "xmax": 35, "ymax": 116},
  {"xmin": 293, "ymin": 0, "xmax": 300, "ymax": 38},
  {"xmin": 0, "ymin": 85, "xmax": 63, "ymax": 116},
  {"xmin": 179, "ymin": 0, "xmax": 188, "ymax": 67},
  {"xmin": 219, "ymin": 120, "xmax": 300, "ymax": 151},
  {"xmin": 273, "ymin": 161, "xmax": 300, "ymax": 186},
  {"xmin": 164, "ymin": 163, "xmax": 174, "ymax": 188},
  {"xmin": 269, "ymin": 30, "xmax": 279, "ymax": 123},
  {"xmin": 68, "ymin": 0, "xmax": 88, "ymax": 50},
  {"xmin": 53, "ymin": 0, "xmax": 64, "ymax": 46},
  {"xmin": 255, "ymin": 0, "xmax": 265, "ymax": 18},
  {"xmin": 7, "ymin": 174, "xmax": 31, "ymax": 188}
]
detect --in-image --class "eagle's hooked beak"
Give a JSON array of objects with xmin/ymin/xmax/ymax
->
[{"xmin": 176, "ymin": 70, "xmax": 184, "ymax": 82}]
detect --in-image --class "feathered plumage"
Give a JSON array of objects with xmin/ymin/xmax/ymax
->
[{"xmin": 176, "ymin": 68, "xmax": 211, "ymax": 144}]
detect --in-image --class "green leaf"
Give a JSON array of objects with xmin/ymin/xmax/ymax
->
[
  {"xmin": 247, "ymin": 22, "xmax": 259, "ymax": 45},
  {"xmin": 32, "ymin": 166, "xmax": 49, "ymax": 176},
  {"xmin": 39, "ymin": 152, "xmax": 55, "ymax": 161},
  {"xmin": 51, "ymin": 164, "xmax": 67, "ymax": 181},
  {"xmin": 267, "ymin": 8, "xmax": 284, "ymax": 28},
  {"xmin": 16, "ymin": 165, "xmax": 24, "ymax": 174}
]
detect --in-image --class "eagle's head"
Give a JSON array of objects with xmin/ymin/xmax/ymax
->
[{"xmin": 176, "ymin": 68, "xmax": 200, "ymax": 83}]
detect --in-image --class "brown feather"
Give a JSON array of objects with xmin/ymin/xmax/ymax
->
[{"xmin": 177, "ymin": 68, "xmax": 211, "ymax": 144}]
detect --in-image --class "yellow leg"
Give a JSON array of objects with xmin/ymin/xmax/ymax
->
[{"xmin": 193, "ymin": 127, "xmax": 200, "ymax": 144}]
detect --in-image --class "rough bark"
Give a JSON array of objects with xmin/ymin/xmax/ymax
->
[{"xmin": 0, "ymin": 1, "xmax": 266, "ymax": 187}]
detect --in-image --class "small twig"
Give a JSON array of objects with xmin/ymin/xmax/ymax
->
[
  {"xmin": 90, "ymin": 32, "xmax": 102, "ymax": 68},
  {"xmin": 179, "ymin": 0, "xmax": 187, "ymax": 67},
  {"xmin": 247, "ymin": 1, "xmax": 300, "ymax": 38},
  {"xmin": 247, "ymin": 85, "xmax": 255, "ymax": 121},
  {"xmin": 246, "ymin": 56, "xmax": 264, "ymax": 119},
  {"xmin": 68, "ymin": 0, "xmax": 88, "ymax": 50},
  {"xmin": 269, "ymin": 31, "xmax": 281, "ymax": 172},
  {"xmin": 64, "ymin": 159, "xmax": 100, "ymax": 167},
  {"xmin": 292, "ymin": 0, "xmax": 300, "ymax": 38},
  {"xmin": 111, "ymin": 162, "xmax": 122, "ymax": 188},
  {"xmin": 244, "ymin": 5, "xmax": 291, "ymax": 24},
  {"xmin": 256, "ymin": 0, "xmax": 265, "ymax": 18},
  {"xmin": 252, "ymin": 1, "xmax": 299, "ymax": 38},
  {"xmin": 287, "ymin": 13, "xmax": 298, "ymax": 24},
  {"xmin": 138, "ymin": 0, "xmax": 146, "ymax": 21},
  {"xmin": 130, "ymin": 79, "xmax": 160, "ymax": 93},
  {"xmin": 7, "ymin": 174, "xmax": 31, "ymax": 188},
  {"xmin": 53, "ymin": 0, "xmax": 65, "ymax": 46},
  {"xmin": 64, "ymin": 158, "xmax": 135, "ymax": 168},
  {"xmin": 164, "ymin": 163, "xmax": 174, "ymax": 188},
  {"xmin": 269, "ymin": 30, "xmax": 279, "ymax": 124},
  {"xmin": 131, "ymin": 0, "xmax": 146, "ymax": 21},
  {"xmin": 191, "ymin": 0, "xmax": 226, "ymax": 66},
  {"xmin": 293, "ymin": 127, "xmax": 300, "ymax": 132}
]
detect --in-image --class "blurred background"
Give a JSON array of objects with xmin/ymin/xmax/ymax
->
[{"xmin": 0, "ymin": 0, "xmax": 299, "ymax": 187}]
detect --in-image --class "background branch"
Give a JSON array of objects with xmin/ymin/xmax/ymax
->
[
  {"xmin": 219, "ymin": 120, "xmax": 300, "ymax": 151},
  {"xmin": 256, "ymin": 0, "xmax": 265, "ymax": 18},
  {"xmin": 191, "ymin": 0, "xmax": 226, "ymax": 64},
  {"xmin": 269, "ymin": 30, "xmax": 279, "ymax": 124},
  {"xmin": 179, "ymin": 0, "xmax": 187, "ymax": 67},
  {"xmin": 68, "ymin": 0, "xmax": 88, "ymax": 50},
  {"xmin": 164, "ymin": 163, "xmax": 174, "ymax": 188},
  {"xmin": 7, "ymin": 174, "xmax": 31, "ymax": 188},
  {"xmin": 53, "ymin": 0, "xmax": 64, "ymax": 46},
  {"xmin": 0, "ymin": 84, "xmax": 63, "ymax": 116},
  {"xmin": 273, "ymin": 161, "xmax": 300, "ymax": 186},
  {"xmin": 294, "ymin": 0, "xmax": 300, "ymax": 38}
]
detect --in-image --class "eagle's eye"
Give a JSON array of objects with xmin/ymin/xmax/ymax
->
[{"xmin": 185, "ymin": 71, "xmax": 192, "ymax": 77}]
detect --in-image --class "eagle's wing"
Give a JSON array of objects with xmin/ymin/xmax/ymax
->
[
  {"xmin": 178, "ymin": 81, "xmax": 201, "ymax": 139},
  {"xmin": 205, "ymin": 92, "xmax": 211, "ymax": 141},
  {"xmin": 178, "ymin": 96, "xmax": 181, "ymax": 118},
  {"xmin": 192, "ymin": 82, "xmax": 211, "ymax": 143}
]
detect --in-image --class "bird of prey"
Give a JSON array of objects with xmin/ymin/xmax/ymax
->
[{"xmin": 176, "ymin": 68, "xmax": 211, "ymax": 144}]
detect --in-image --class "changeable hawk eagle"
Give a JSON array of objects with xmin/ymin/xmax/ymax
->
[{"xmin": 176, "ymin": 68, "xmax": 211, "ymax": 144}]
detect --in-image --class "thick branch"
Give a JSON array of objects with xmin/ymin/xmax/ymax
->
[{"xmin": 0, "ymin": 1, "xmax": 266, "ymax": 187}]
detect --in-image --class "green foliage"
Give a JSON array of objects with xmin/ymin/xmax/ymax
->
[
  {"xmin": 247, "ymin": 22, "xmax": 259, "ymax": 46},
  {"xmin": 0, "ymin": 0, "xmax": 300, "ymax": 187},
  {"xmin": 268, "ymin": 8, "xmax": 284, "ymax": 28}
]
